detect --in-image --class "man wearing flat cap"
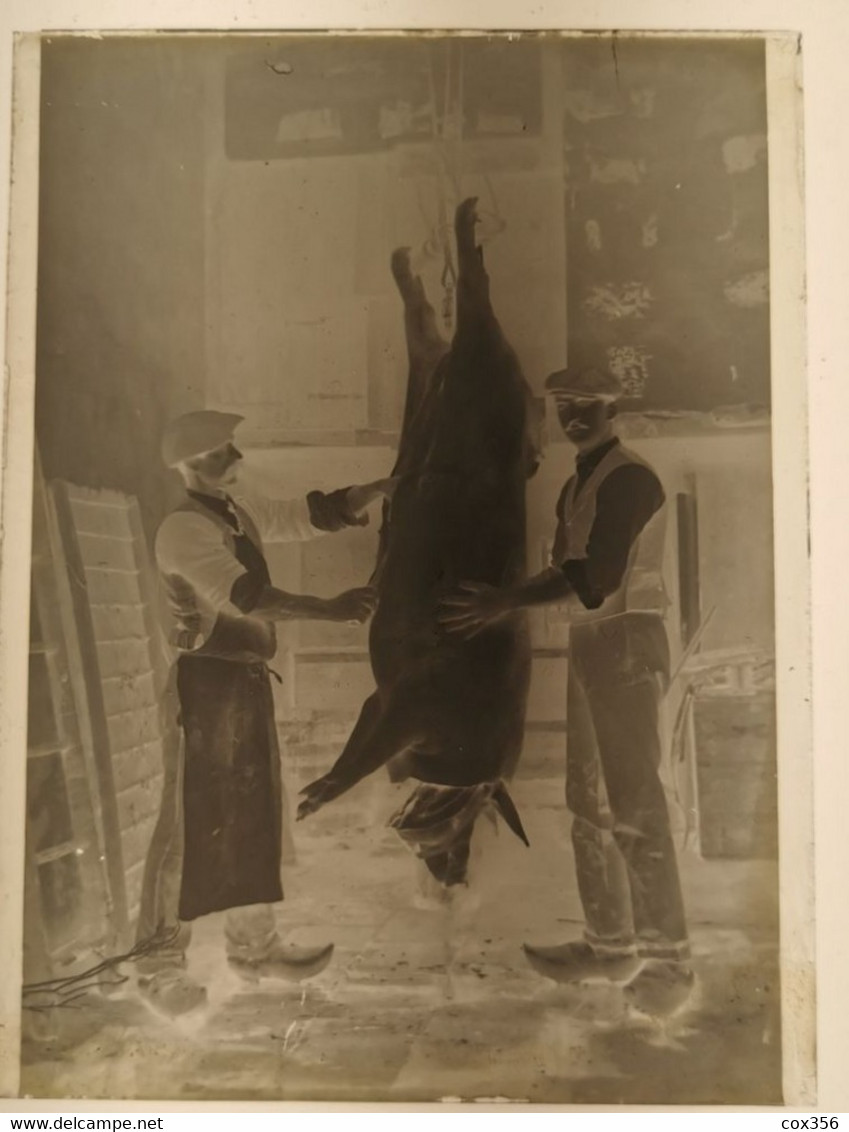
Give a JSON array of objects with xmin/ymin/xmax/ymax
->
[
  {"xmin": 440, "ymin": 366, "xmax": 693, "ymax": 1018},
  {"xmin": 135, "ymin": 409, "xmax": 395, "ymax": 1015}
]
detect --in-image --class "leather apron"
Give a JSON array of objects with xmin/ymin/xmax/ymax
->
[{"xmin": 170, "ymin": 496, "xmax": 283, "ymax": 921}]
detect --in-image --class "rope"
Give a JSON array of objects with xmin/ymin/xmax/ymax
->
[
  {"xmin": 416, "ymin": 41, "xmax": 506, "ymax": 329},
  {"xmin": 22, "ymin": 925, "xmax": 181, "ymax": 1011},
  {"xmin": 422, "ymin": 41, "xmax": 464, "ymax": 331}
]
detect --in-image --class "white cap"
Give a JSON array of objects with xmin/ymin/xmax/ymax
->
[{"xmin": 161, "ymin": 410, "xmax": 245, "ymax": 467}]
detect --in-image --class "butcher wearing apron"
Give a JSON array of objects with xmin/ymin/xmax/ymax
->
[
  {"xmin": 134, "ymin": 409, "xmax": 383, "ymax": 1016},
  {"xmin": 169, "ymin": 492, "xmax": 284, "ymax": 921}
]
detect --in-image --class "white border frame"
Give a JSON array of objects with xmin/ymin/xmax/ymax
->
[{"xmin": 0, "ymin": 1, "xmax": 838, "ymax": 1113}]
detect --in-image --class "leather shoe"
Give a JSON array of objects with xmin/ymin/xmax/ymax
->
[
  {"xmin": 227, "ymin": 940, "xmax": 334, "ymax": 982},
  {"xmin": 623, "ymin": 958, "xmax": 696, "ymax": 1017},
  {"xmin": 523, "ymin": 939, "xmax": 642, "ymax": 984},
  {"xmin": 137, "ymin": 968, "xmax": 208, "ymax": 1017}
]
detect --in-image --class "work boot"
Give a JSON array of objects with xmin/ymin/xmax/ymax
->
[
  {"xmin": 522, "ymin": 939, "xmax": 642, "ymax": 984},
  {"xmin": 137, "ymin": 967, "xmax": 208, "ymax": 1017},
  {"xmin": 623, "ymin": 959, "xmax": 696, "ymax": 1018},
  {"xmin": 227, "ymin": 935, "xmax": 334, "ymax": 982}
]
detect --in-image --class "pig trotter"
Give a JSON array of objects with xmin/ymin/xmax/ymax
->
[
  {"xmin": 296, "ymin": 776, "xmax": 339, "ymax": 821},
  {"xmin": 390, "ymin": 246, "xmax": 414, "ymax": 289}
]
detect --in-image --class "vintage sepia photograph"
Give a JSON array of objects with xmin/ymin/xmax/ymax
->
[{"xmin": 0, "ymin": 28, "xmax": 812, "ymax": 1107}]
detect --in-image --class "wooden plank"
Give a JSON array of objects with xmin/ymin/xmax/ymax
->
[
  {"xmin": 65, "ymin": 483, "xmax": 132, "ymax": 509},
  {"xmin": 26, "ymin": 742, "xmax": 71, "ymax": 760},
  {"xmin": 49, "ymin": 480, "xmax": 129, "ymax": 938},
  {"xmin": 22, "ymin": 838, "xmax": 53, "ymax": 987},
  {"xmin": 34, "ymin": 841, "xmax": 77, "ymax": 866},
  {"xmin": 77, "ymin": 532, "xmax": 137, "ymax": 572},
  {"xmin": 68, "ymin": 497, "xmax": 134, "ymax": 538}
]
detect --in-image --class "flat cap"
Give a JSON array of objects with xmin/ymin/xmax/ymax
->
[
  {"xmin": 161, "ymin": 410, "xmax": 244, "ymax": 467},
  {"xmin": 545, "ymin": 366, "xmax": 622, "ymax": 401}
]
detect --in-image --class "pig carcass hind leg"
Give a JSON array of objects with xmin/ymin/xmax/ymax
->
[
  {"xmin": 370, "ymin": 249, "xmax": 449, "ymax": 583},
  {"xmin": 453, "ymin": 196, "xmax": 495, "ymax": 331},
  {"xmin": 391, "ymin": 247, "xmax": 447, "ymax": 357},
  {"xmin": 390, "ymin": 246, "xmax": 448, "ymax": 445}
]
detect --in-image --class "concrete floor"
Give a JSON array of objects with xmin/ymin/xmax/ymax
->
[{"xmin": 20, "ymin": 749, "xmax": 782, "ymax": 1106}]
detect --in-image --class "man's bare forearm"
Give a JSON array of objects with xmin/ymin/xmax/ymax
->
[
  {"xmin": 249, "ymin": 586, "xmax": 338, "ymax": 622},
  {"xmin": 345, "ymin": 478, "xmax": 397, "ymax": 514}
]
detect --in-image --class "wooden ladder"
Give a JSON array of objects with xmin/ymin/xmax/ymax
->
[{"xmin": 25, "ymin": 452, "xmax": 121, "ymax": 978}]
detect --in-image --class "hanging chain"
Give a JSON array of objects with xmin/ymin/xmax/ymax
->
[{"xmin": 420, "ymin": 41, "xmax": 506, "ymax": 331}]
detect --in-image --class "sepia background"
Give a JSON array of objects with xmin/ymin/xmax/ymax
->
[{"xmin": 16, "ymin": 32, "xmax": 785, "ymax": 1105}]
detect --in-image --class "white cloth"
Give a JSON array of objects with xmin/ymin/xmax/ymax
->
[{"xmin": 154, "ymin": 490, "xmax": 327, "ymax": 641}]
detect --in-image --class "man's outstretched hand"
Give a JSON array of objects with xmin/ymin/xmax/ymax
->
[
  {"xmin": 437, "ymin": 581, "xmax": 517, "ymax": 640},
  {"xmin": 325, "ymin": 586, "xmax": 377, "ymax": 624},
  {"xmin": 344, "ymin": 477, "xmax": 400, "ymax": 524}
]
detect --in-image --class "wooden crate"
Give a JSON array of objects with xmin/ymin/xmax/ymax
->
[{"xmin": 692, "ymin": 692, "xmax": 778, "ymax": 860}]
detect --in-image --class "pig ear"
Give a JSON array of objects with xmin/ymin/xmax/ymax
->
[{"xmin": 606, "ymin": 401, "xmax": 619, "ymax": 420}]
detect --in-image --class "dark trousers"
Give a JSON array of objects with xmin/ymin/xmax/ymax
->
[{"xmin": 566, "ymin": 612, "xmax": 689, "ymax": 960}]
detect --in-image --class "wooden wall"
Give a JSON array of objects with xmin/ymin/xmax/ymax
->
[
  {"xmin": 35, "ymin": 37, "xmax": 209, "ymax": 543},
  {"xmin": 561, "ymin": 36, "xmax": 770, "ymax": 413}
]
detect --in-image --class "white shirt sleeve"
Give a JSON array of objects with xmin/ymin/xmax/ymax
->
[
  {"xmin": 232, "ymin": 491, "xmax": 327, "ymax": 544},
  {"xmin": 155, "ymin": 512, "xmax": 247, "ymax": 613}
]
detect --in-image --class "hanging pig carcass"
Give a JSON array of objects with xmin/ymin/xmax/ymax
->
[{"xmin": 297, "ymin": 197, "xmax": 541, "ymax": 885}]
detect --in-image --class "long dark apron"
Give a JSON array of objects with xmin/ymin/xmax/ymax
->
[
  {"xmin": 176, "ymin": 651, "xmax": 281, "ymax": 920},
  {"xmin": 174, "ymin": 494, "xmax": 283, "ymax": 922}
]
